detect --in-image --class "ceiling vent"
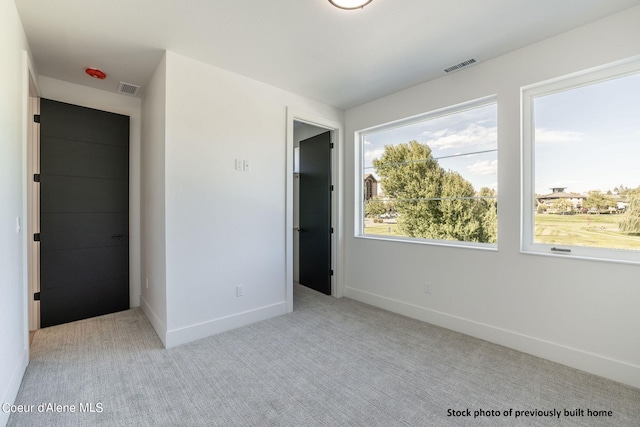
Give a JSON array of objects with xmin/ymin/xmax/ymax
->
[
  {"xmin": 117, "ymin": 81, "xmax": 140, "ymax": 97},
  {"xmin": 444, "ymin": 58, "xmax": 477, "ymax": 73}
]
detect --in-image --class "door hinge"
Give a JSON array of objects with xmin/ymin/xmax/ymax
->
[
  {"xmin": 330, "ymin": 227, "xmax": 334, "ymax": 234},
  {"xmin": 330, "ymin": 185, "xmax": 334, "ymax": 191},
  {"xmin": 33, "ymin": 233, "xmax": 40, "ymax": 242},
  {"xmin": 33, "ymin": 292, "xmax": 40, "ymax": 301},
  {"xmin": 33, "ymin": 173, "xmax": 40, "ymax": 182},
  {"xmin": 33, "ymin": 114, "xmax": 40, "ymax": 123},
  {"xmin": 330, "ymin": 143, "xmax": 334, "ymax": 149},
  {"xmin": 330, "ymin": 270, "xmax": 334, "ymax": 276}
]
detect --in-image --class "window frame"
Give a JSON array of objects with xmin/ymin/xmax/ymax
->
[
  {"xmin": 521, "ymin": 57, "xmax": 640, "ymax": 264},
  {"xmin": 355, "ymin": 95, "xmax": 498, "ymax": 250}
]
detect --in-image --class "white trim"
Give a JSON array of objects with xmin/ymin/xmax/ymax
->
[
  {"xmin": 140, "ymin": 295, "xmax": 167, "ymax": 347},
  {"xmin": 27, "ymin": 90, "xmax": 40, "ymax": 333},
  {"xmin": 344, "ymin": 286, "xmax": 640, "ymax": 389},
  {"xmin": 357, "ymin": 95, "xmax": 497, "ymax": 135},
  {"xmin": 520, "ymin": 54, "xmax": 640, "ymax": 96},
  {"xmin": 355, "ymin": 234, "xmax": 497, "ymax": 250},
  {"xmin": 165, "ymin": 302, "xmax": 287, "ymax": 348},
  {"xmin": 8, "ymin": 53, "xmax": 38, "ymax": 427},
  {"xmin": 24, "ymin": 52, "xmax": 39, "ymax": 336},
  {"xmin": 354, "ymin": 96, "xmax": 498, "ymax": 248},
  {"xmin": 286, "ymin": 108, "xmax": 343, "ymax": 311},
  {"xmin": 521, "ymin": 56, "xmax": 640, "ymax": 265}
]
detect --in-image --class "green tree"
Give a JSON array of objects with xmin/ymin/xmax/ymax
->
[
  {"xmin": 614, "ymin": 184, "xmax": 629, "ymax": 195},
  {"xmin": 583, "ymin": 190, "xmax": 617, "ymax": 213},
  {"xmin": 552, "ymin": 198, "xmax": 572, "ymax": 214},
  {"xmin": 364, "ymin": 196, "xmax": 387, "ymax": 219},
  {"xmin": 535, "ymin": 194, "xmax": 546, "ymax": 213},
  {"xmin": 479, "ymin": 187, "xmax": 498, "ymax": 242},
  {"xmin": 619, "ymin": 189, "xmax": 640, "ymax": 234},
  {"xmin": 372, "ymin": 140, "xmax": 496, "ymax": 243}
]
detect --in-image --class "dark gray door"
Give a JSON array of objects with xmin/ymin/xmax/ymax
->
[
  {"xmin": 299, "ymin": 131, "xmax": 332, "ymax": 295},
  {"xmin": 39, "ymin": 99, "xmax": 129, "ymax": 327}
]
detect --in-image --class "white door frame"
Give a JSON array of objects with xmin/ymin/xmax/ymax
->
[
  {"xmin": 286, "ymin": 108, "xmax": 343, "ymax": 312},
  {"xmin": 23, "ymin": 53, "xmax": 40, "ymax": 334}
]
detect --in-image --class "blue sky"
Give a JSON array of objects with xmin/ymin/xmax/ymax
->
[
  {"xmin": 534, "ymin": 71, "xmax": 640, "ymax": 195},
  {"xmin": 363, "ymin": 103, "xmax": 498, "ymax": 194},
  {"xmin": 363, "ymin": 70, "xmax": 640, "ymax": 198}
]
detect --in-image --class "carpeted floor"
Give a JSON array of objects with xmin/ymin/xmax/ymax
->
[{"xmin": 8, "ymin": 284, "xmax": 640, "ymax": 426}]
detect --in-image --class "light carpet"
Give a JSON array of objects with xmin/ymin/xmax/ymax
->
[{"xmin": 8, "ymin": 284, "xmax": 640, "ymax": 426}]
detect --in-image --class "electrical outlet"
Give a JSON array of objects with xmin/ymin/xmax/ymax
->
[
  {"xmin": 235, "ymin": 159, "xmax": 243, "ymax": 171},
  {"xmin": 236, "ymin": 285, "xmax": 244, "ymax": 297},
  {"xmin": 424, "ymin": 283, "xmax": 432, "ymax": 294},
  {"xmin": 242, "ymin": 159, "xmax": 251, "ymax": 172}
]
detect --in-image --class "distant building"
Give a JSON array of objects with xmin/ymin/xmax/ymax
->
[
  {"xmin": 537, "ymin": 187, "xmax": 586, "ymax": 212},
  {"xmin": 612, "ymin": 194, "xmax": 629, "ymax": 212},
  {"xmin": 364, "ymin": 174, "xmax": 378, "ymax": 201}
]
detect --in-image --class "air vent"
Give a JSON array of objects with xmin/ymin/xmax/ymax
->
[
  {"xmin": 117, "ymin": 81, "xmax": 140, "ymax": 96},
  {"xmin": 444, "ymin": 58, "xmax": 477, "ymax": 73}
]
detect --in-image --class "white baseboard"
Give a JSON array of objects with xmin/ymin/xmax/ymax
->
[
  {"xmin": 130, "ymin": 292, "xmax": 141, "ymax": 308},
  {"xmin": 0, "ymin": 348, "xmax": 28, "ymax": 427},
  {"xmin": 344, "ymin": 286, "xmax": 640, "ymax": 389},
  {"xmin": 140, "ymin": 295, "xmax": 167, "ymax": 347},
  {"xmin": 165, "ymin": 302, "xmax": 287, "ymax": 348}
]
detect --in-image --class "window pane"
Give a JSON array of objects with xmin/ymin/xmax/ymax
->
[
  {"xmin": 533, "ymin": 71, "xmax": 640, "ymax": 251},
  {"xmin": 361, "ymin": 101, "xmax": 497, "ymax": 245}
]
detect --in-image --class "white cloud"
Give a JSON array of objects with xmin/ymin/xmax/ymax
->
[
  {"xmin": 423, "ymin": 124, "xmax": 497, "ymax": 150},
  {"xmin": 535, "ymin": 129, "xmax": 583, "ymax": 143},
  {"xmin": 422, "ymin": 129, "xmax": 448, "ymax": 139},
  {"xmin": 467, "ymin": 159, "xmax": 497, "ymax": 175},
  {"xmin": 364, "ymin": 148, "xmax": 385, "ymax": 165}
]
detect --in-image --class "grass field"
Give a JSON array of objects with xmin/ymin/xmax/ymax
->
[
  {"xmin": 364, "ymin": 214, "xmax": 640, "ymax": 249},
  {"xmin": 364, "ymin": 221, "xmax": 400, "ymax": 237},
  {"xmin": 534, "ymin": 213, "xmax": 639, "ymax": 249}
]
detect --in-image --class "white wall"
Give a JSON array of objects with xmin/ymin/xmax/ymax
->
[
  {"xmin": 0, "ymin": 1, "xmax": 31, "ymax": 425},
  {"xmin": 140, "ymin": 54, "xmax": 168, "ymax": 345},
  {"xmin": 37, "ymin": 77, "xmax": 143, "ymax": 309},
  {"xmin": 162, "ymin": 51, "xmax": 342, "ymax": 347},
  {"xmin": 344, "ymin": 6, "xmax": 640, "ymax": 388}
]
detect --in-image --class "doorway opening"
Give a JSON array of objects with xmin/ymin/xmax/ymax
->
[
  {"xmin": 29, "ymin": 99, "xmax": 131, "ymax": 329},
  {"xmin": 294, "ymin": 125, "xmax": 331, "ymax": 295},
  {"xmin": 286, "ymin": 108, "xmax": 342, "ymax": 312}
]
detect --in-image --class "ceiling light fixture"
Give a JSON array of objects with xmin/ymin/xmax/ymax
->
[
  {"xmin": 85, "ymin": 68, "xmax": 107, "ymax": 80},
  {"xmin": 329, "ymin": 0, "xmax": 372, "ymax": 10}
]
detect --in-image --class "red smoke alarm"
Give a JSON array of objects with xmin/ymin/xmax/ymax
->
[{"xmin": 85, "ymin": 68, "xmax": 107, "ymax": 79}]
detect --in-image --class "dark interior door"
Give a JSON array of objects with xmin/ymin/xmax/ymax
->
[
  {"xmin": 39, "ymin": 99, "xmax": 130, "ymax": 327},
  {"xmin": 299, "ymin": 131, "xmax": 332, "ymax": 295}
]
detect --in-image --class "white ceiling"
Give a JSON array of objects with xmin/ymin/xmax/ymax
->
[{"xmin": 15, "ymin": 0, "xmax": 640, "ymax": 110}]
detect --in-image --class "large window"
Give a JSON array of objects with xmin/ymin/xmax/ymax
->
[
  {"xmin": 522, "ymin": 59, "xmax": 640, "ymax": 263},
  {"xmin": 357, "ymin": 97, "xmax": 498, "ymax": 247}
]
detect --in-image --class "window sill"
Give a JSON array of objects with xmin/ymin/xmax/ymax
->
[
  {"xmin": 356, "ymin": 233, "xmax": 498, "ymax": 251},
  {"xmin": 521, "ymin": 246, "xmax": 640, "ymax": 266}
]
